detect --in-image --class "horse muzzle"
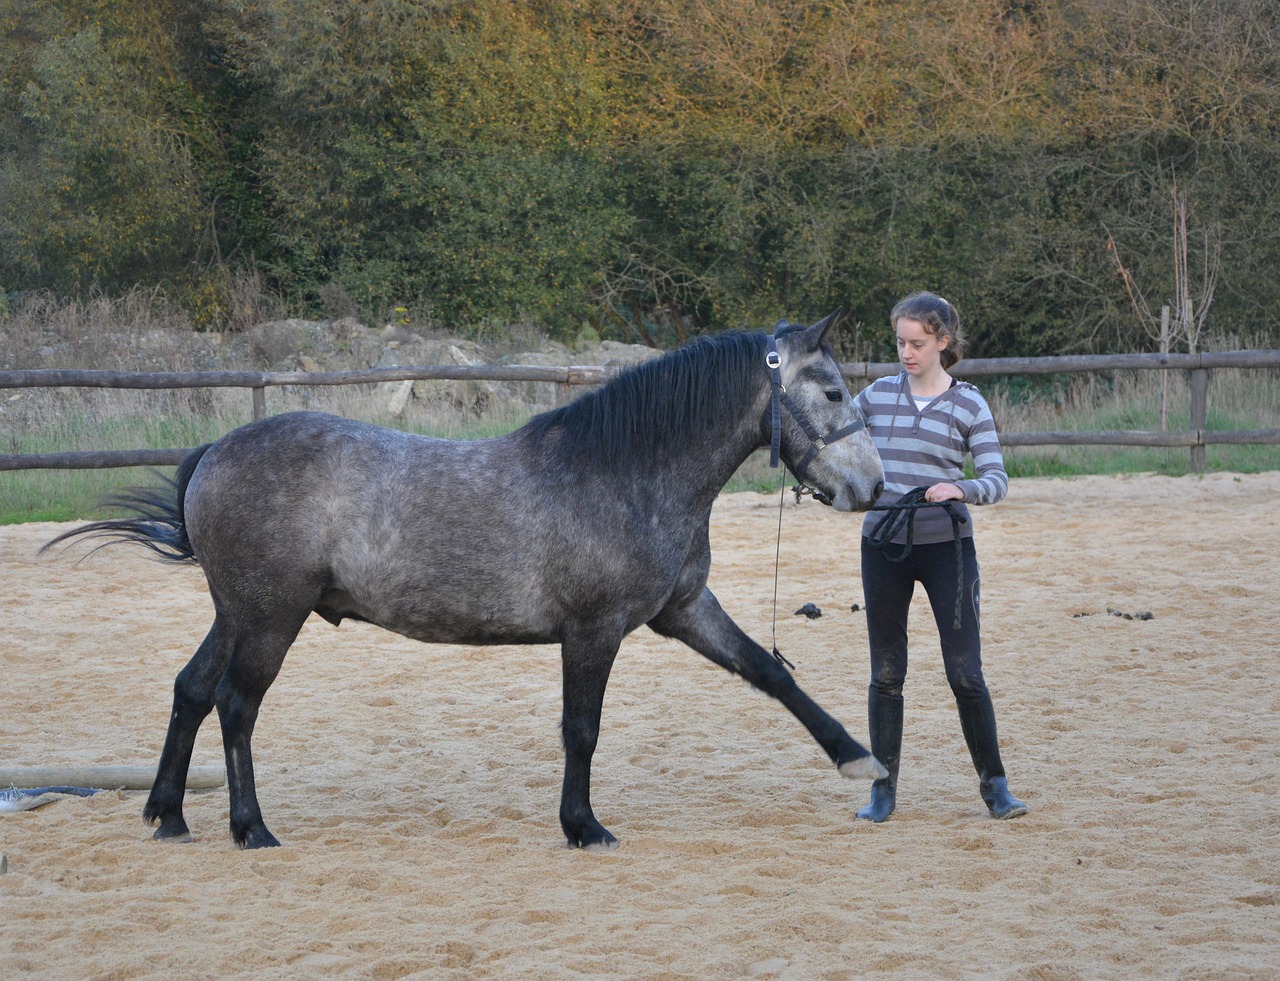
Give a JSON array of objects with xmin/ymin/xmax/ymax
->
[{"xmin": 824, "ymin": 477, "xmax": 885, "ymax": 513}]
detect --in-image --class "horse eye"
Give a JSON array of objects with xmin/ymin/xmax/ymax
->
[{"xmin": 825, "ymin": 390, "xmax": 844, "ymax": 402}]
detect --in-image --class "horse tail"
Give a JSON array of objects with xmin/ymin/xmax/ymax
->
[{"xmin": 40, "ymin": 443, "xmax": 213, "ymax": 564}]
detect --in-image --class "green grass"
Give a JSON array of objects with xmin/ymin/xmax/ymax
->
[
  {"xmin": 7, "ymin": 411, "xmax": 1278, "ymax": 524},
  {"xmin": 5, "ymin": 362, "xmax": 1279, "ymax": 524},
  {"xmin": 993, "ymin": 371, "xmax": 1280, "ymax": 478},
  {"xmin": 1, "ymin": 408, "xmax": 533, "ymax": 524},
  {"xmin": 1004, "ymin": 444, "xmax": 1280, "ymax": 479}
]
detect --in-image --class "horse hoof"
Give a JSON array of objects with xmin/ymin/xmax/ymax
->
[
  {"xmin": 838, "ymin": 755, "xmax": 889, "ymax": 780},
  {"xmin": 236, "ymin": 824, "xmax": 282, "ymax": 849},
  {"xmin": 566, "ymin": 825, "xmax": 618, "ymax": 851},
  {"xmin": 150, "ymin": 815, "xmax": 193, "ymax": 842},
  {"xmin": 241, "ymin": 834, "xmax": 281, "ymax": 849}
]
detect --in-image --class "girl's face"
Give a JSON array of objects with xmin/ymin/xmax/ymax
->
[{"xmin": 895, "ymin": 317, "xmax": 950, "ymax": 377}]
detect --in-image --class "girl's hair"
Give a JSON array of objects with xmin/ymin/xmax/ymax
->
[{"xmin": 890, "ymin": 291, "xmax": 965, "ymax": 369}]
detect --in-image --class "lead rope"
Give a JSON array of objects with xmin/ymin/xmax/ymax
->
[
  {"xmin": 785, "ymin": 483, "xmax": 971, "ymax": 631},
  {"xmin": 769, "ymin": 472, "xmax": 797, "ymax": 670},
  {"xmin": 768, "ymin": 482, "xmax": 968, "ymax": 669},
  {"xmin": 765, "ymin": 332, "xmax": 796, "ymax": 671},
  {"xmin": 865, "ymin": 487, "xmax": 969, "ymax": 630}
]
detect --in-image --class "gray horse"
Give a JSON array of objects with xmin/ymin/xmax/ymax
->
[{"xmin": 45, "ymin": 313, "xmax": 885, "ymax": 850}]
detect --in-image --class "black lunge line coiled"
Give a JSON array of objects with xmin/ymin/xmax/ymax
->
[{"xmin": 865, "ymin": 487, "xmax": 969, "ymax": 631}]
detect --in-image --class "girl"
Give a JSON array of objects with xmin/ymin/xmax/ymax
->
[{"xmin": 853, "ymin": 291, "xmax": 1027, "ymax": 822}]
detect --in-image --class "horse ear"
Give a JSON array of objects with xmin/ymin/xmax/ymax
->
[{"xmin": 808, "ymin": 307, "xmax": 844, "ymax": 348}]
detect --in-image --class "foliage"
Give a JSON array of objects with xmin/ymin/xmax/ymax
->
[
  {"xmin": 0, "ymin": 2, "xmax": 224, "ymax": 288},
  {"xmin": 1, "ymin": 0, "xmax": 1278, "ymax": 350}
]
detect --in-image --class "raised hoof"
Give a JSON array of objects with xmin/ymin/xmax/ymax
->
[{"xmin": 838, "ymin": 754, "xmax": 889, "ymax": 780}]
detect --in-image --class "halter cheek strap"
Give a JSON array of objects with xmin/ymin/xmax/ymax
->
[
  {"xmin": 766, "ymin": 334, "xmax": 867, "ymax": 481},
  {"xmin": 767, "ymin": 339, "xmax": 784, "ymax": 469}
]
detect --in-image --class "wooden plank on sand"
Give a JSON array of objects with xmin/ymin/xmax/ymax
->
[{"xmin": 0, "ymin": 765, "xmax": 224, "ymax": 790}]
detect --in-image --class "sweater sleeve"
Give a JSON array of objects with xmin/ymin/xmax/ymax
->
[{"xmin": 955, "ymin": 395, "xmax": 1008, "ymax": 506}]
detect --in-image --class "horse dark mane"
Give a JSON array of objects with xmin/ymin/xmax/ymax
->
[{"xmin": 521, "ymin": 330, "xmax": 769, "ymax": 467}]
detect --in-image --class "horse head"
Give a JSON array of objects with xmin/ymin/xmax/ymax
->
[{"xmin": 770, "ymin": 309, "xmax": 884, "ymax": 512}]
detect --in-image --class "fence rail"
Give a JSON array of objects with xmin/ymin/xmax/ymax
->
[{"xmin": 3, "ymin": 350, "xmax": 1279, "ymax": 473}]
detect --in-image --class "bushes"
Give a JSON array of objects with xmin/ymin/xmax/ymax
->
[{"xmin": 2, "ymin": 0, "xmax": 1278, "ymax": 351}]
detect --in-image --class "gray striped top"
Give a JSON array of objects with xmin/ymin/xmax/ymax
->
[{"xmin": 855, "ymin": 371, "xmax": 1008, "ymax": 544}]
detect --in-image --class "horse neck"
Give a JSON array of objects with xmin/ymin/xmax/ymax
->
[
  {"xmin": 642, "ymin": 380, "xmax": 771, "ymax": 506},
  {"xmin": 520, "ymin": 333, "xmax": 774, "ymax": 507}
]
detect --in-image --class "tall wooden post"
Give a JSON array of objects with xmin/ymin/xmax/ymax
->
[
  {"xmin": 1159, "ymin": 306, "xmax": 1170, "ymax": 431},
  {"xmin": 1189, "ymin": 368, "xmax": 1208, "ymax": 473}
]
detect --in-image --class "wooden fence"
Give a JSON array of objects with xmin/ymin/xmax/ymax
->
[{"xmin": 2, "ymin": 350, "xmax": 1279, "ymax": 474}]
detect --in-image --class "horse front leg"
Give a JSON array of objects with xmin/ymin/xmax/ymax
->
[
  {"xmin": 144, "ymin": 617, "xmax": 235, "ymax": 841},
  {"xmin": 559, "ymin": 624, "xmax": 624, "ymax": 851},
  {"xmin": 649, "ymin": 587, "xmax": 886, "ymax": 780}
]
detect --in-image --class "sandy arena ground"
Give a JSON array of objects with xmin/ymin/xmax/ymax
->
[{"xmin": 1, "ymin": 472, "xmax": 1277, "ymax": 979}]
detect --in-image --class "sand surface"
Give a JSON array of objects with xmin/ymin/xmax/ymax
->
[{"xmin": 2, "ymin": 473, "xmax": 1277, "ymax": 979}]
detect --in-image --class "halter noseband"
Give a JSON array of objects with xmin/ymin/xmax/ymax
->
[{"xmin": 766, "ymin": 333, "xmax": 866, "ymax": 486}]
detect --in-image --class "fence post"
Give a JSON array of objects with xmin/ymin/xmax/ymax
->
[
  {"xmin": 252, "ymin": 386, "xmax": 267, "ymax": 421},
  {"xmin": 1189, "ymin": 368, "xmax": 1208, "ymax": 473}
]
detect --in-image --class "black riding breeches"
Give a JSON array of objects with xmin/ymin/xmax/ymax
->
[{"xmin": 860, "ymin": 535, "xmax": 989, "ymax": 706}]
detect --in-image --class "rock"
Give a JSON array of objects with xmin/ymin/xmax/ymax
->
[
  {"xmin": 1107, "ymin": 607, "xmax": 1154, "ymax": 621},
  {"xmin": 386, "ymin": 379, "xmax": 415, "ymax": 417}
]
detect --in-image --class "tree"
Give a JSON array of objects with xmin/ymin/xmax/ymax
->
[{"xmin": 0, "ymin": 2, "xmax": 221, "ymax": 290}]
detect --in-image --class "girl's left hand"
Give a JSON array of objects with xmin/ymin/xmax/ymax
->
[{"xmin": 925, "ymin": 482, "xmax": 965, "ymax": 503}]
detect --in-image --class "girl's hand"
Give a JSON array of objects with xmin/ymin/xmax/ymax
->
[{"xmin": 925, "ymin": 482, "xmax": 964, "ymax": 503}]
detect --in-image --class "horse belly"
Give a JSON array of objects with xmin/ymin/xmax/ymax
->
[
  {"xmin": 323, "ymin": 535, "xmax": 677, "ymax": 648},
  {"xmin": 318, "ymin": 569, "xmax": 563, "ymax": 647}
]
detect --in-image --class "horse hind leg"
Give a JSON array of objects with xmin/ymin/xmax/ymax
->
[
  {"xmin": 215, "ymin": 615, "xmax": 307, "ymax": 849},
  {"xmin": 144, "ymin": 616, "xmax": 236, "ymax": 842}
]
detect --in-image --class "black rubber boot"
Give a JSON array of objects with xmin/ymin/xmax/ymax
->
[
  {"xmin": 957, "ymin": 694, "xmax": 1028, "ymax": 820},
  {"xmin": 855, "ymin": 689, "xmax": 903, "ymax": 823}
]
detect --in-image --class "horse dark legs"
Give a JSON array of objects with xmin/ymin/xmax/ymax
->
[
  {"xmin": 144, "ymin": 618, "xmax": 235, "ymax": 841},
  {"xmin": 559, "ymin": 628, "xmax": 623, "ymax": 850},
  {"xmin": 214, "ymin": 620, "xmax": 302, "ymax": 849},
  {"xmin": 649, "ymin": 588, "xmax": 886, "ymax": 779},
  {"xmin": 216, "ymin": 675, "xmax": 275, "ymax": 848}
]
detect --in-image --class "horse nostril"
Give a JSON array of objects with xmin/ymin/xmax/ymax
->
[{"xmin": 873, "ymin": 479, "xmax": 884, "ymax": 500}]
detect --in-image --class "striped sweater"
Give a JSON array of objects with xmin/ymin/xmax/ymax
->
[{"xmin": 855, "ymin": 371, "xmax": 1008, "ymax": 544}]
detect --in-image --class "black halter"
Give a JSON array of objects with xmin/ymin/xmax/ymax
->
[
  {"xmin": 765, "ymin": 333, "xmax": 866, "ymax": 488},
  {"xmin": 764, "ymin": 328, "xmax": 868, "ymax": 672}
]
